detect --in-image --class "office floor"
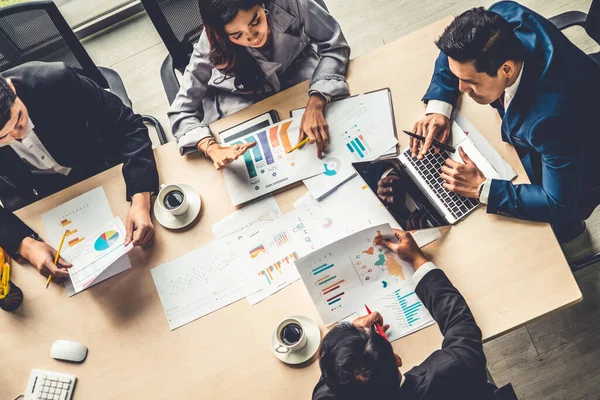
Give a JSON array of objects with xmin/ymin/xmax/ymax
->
[{"xmin": 81, "ymin": 1, "xmax": 600, "ymax": 399}]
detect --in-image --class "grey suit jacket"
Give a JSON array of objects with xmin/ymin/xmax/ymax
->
[{"xmin": 168, "ymin": 0, "xmax": 351, "ymax": 155}]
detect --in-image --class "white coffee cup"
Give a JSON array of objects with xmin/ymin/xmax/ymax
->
[
  {"xmin": 274, "ymin": 318, "xmax": 307, "ymax": 354},
  {"xmin": 158, "ymin": 184, "xmax": 189, "ymax": 216}
]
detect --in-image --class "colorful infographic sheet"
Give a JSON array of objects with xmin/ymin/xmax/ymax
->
[
  {"xmin": 296, "ymin": 224, "xmax": 434, "ymax": 340},
  {"xmin": 223, "ymin": 119, "xmax": 324, "ymax": 206},
  {"xmin": 294, "ymin": 93, "xmax": 399, "ymax": 199},
  {"xmin": 42, "ymin": 187, "xmax": 133, "ymax": 296},
  {"xmin": 243, "ymin": 210, "xmax": 318, "ymax": 305},
  {"xmin": 61, "ymin": 217, "xmax": 132, "ymax": 293}
]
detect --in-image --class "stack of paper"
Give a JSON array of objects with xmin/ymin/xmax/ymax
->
[{"xmin": 42, "ymin": 187, "xmax": 133, "ymax": 296}]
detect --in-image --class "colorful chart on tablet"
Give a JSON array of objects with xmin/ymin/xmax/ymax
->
[{"xmin": 223, "ymin": 119, "xmax": 324, "ymax": 206}]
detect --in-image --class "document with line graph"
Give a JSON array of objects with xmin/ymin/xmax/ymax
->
[
  {"xmin": 222, "ymin": 118, "xmax": 324, "ymax": 206},
  {"xmin": 151, "ymin": 237, "xmax": 256, "ymax": 330}
]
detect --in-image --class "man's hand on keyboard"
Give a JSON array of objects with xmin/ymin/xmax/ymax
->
[
  {"xmin": 440, "ymin": 147, "xmax": 486, "ymax": 198},
  {"xmin": 410, "ymin": 113, "xmax": 451, "ymax": 159}
]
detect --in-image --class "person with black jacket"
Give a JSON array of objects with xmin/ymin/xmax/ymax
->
[
  {"xmin": 0, "ymin": 62, "xmax": 159, "ymax": 281},
  {"xmin": 312, "ymin": 230, "xmax": 496, "ymax": 400}
]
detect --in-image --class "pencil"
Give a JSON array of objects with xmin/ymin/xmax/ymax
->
[
  {"xmin": 46, "ymin": 230, "xmax": 68, "ymax": 289},
  {"xmin": 286, "ymin": 137, "xmax": 310, "ymax": 153},
  {"xmin": 365, "ymin": 304, "xmax": 389, "ymax": 340},
  {"xmin": 402, "ymin": 130, "xmax": 456, "ymax": 153}
]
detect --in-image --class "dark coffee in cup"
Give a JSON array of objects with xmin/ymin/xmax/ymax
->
[
  {"xmin": 163, "ymin": 190, "xmax": 185, "ymax": 210},
  {"xmin": 280, "ymin": 323, "xmax": 303, "ymax": 345}
]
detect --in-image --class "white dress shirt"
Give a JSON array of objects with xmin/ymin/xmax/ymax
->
[
  {"xmin": 425, "ymin": 63, "xmax": 525, "ymax": 204},
  {"xmin": 8, "ymin": 118, "xmax": 71, "ymax": 176}
]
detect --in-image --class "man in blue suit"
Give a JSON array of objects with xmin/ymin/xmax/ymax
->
[{"xmin": 411, "ymin": 2, "xmax": 600, "ymax": 242}]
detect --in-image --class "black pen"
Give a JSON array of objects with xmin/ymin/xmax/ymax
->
[{"xmin": 402, "ymin": 130, "xmax": 456, "ymax": 153}]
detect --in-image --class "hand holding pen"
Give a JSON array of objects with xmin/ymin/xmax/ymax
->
[{"xmin": 408, "ymin": 113, "xmax": 453, "ymax": 159}]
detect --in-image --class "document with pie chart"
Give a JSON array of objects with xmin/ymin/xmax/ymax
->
[
  {"xmin": 295, "ymin": 223, "xmax": 433, "ymax": 340},
  {"xmin": 223, "ymin": 118, "xmax": 325, "ymax": 206},
  {"xmin": 61, "ymin": 217, "xmax": 133, "ymax": 294},
  {"xmin": 42, "ymin": 187, "xmax": 134, "ymax": 296},
  {"xmin": 293, "ymin": 91, "xmax": 399, "ymax": 200}
]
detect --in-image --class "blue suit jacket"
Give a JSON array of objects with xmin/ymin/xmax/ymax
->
[{"xmin": 423, "ymin": 1, "xmax": 600, "ymax": 223}]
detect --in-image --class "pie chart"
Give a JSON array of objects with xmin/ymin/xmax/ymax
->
[
  {"xmin": 323, "ymin": 157, "xmax": 341, "ymax": 176},
  {"xmin": 94, "ymin": 230, "xmax": 120, "ymax": 251}
]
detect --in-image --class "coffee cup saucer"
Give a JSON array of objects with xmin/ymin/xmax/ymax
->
[
  {"xmin": 153, "ymin": 184, "xmax": 201, "ymax": 230},
  {"xmin": 271, "ymin": 315, "xmax": 321, "ymax": 365}
]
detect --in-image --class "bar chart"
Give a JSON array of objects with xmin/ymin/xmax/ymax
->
[
  {"xmin": 224, "ymin": 119, "xmax": 324, "ymax": 205},
  {"xmin": 394, "ymin": 288, "xmax": 424, "ymax": 327},
  {"xmin": 234, "ymin": 121, "xmax": 298, "ymax": 180},
  {"xmin": 257, "ymin": 251, "xmax": 299, "ymax": 285},
  {"xmin": 345, "ymin": 125, "xmax": 372, "ymax": 160}
]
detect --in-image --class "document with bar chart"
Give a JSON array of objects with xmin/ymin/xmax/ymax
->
[
  {"xmin": 294, "ymin": 92, "xmax": 399, "ymax": 200},
  {"xmin": 61, "ymin": 217, "xmax": 133, "ymax": 294},
  {"xmin": 223, "ymin": 118, "xmax": 324, "ymax": 206},
  {"xmin": 42, "ymin": 187, "xmax": 133, "ymax": 296},
  {"xmin": 296, "ymin": 224, "xmax": 433, "ymax": 339},
  {"xmin": 244, "ymin": 210, "xmax": 319, "ymax": 305}
]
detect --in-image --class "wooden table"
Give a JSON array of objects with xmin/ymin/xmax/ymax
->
[{"xmin": 0, "ymin": 17, "xmax": 581, "ymax": 399}]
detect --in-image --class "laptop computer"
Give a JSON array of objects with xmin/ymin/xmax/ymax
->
[{"xmin": 353, "ymin": 121, "xmax": 501, "ymax": 226}]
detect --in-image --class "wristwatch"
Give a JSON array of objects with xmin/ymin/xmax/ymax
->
[{"xmin": 477, "ymin": 181, "xmax": 486, "ymax": 199}]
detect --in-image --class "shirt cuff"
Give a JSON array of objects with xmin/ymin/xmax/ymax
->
[
  {"xmin": 425, "ymin": 100, "xmax": 453, "ymax": 119},
  {"xmin": 309, "ymin": 75, "xmax": 350, "ymax": 99},
  {"xmin": 308, "ymin": 89, "xmax": 332, "ymax": 103},
  {"xmin": 176, "ymin": 126, "xmax": 212, "ymax": 156},
  {"xmin": 411, "ymin": 261, "xmax": 438, "ymax": 287},
  {"xmin": 479, "ymin": 179, "xmax": 492, "ymax": 204}
]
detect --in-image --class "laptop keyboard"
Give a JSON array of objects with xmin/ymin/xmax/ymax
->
[{"xmin": 403, "ymin": 148, "xmax": 480, "ymax": 220}]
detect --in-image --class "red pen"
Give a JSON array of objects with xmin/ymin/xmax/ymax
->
[{"xmin": 365, "ymin": 304, "xmax": 388, "ymax": 340}]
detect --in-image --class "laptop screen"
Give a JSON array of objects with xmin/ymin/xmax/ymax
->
[{"xmin": 352, "ymin": 158, "xmax": 450, "ymax": 230}]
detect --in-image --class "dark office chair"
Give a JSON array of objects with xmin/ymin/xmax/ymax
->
[
  {"xmin": 139, "ymin": 0, "xmax": 203, "ymax": 106},
  {"xmin": 550, "ymin": 0, "xmax": 600, "ymax": 64},
  {"xmin": 140, "ymin": 0, "xmax": 330, "ymax": 105},
  {"xmin": 550, "ymin": 0, "xmax": 600, "ymax": 271},
  {"xmin": 0, "ymin": 0, "xmax": 167, "ymax": 145}
]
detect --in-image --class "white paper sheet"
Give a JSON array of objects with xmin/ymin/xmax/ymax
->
[
  {"xmin": 294, "ymin": 175, "xmax": 441, "ymax": 249},
  {"xmin": 212, "ymin": 195, "xmax": 283, "ymax": 241},
  {"xmin": 243, "ymin": 210, "xmax": 319, "ymax": 305},
  {"xmin": 296, "ymin": 223, "xmax": 434, "ymax": 339},
  {"xmin": 41, "ymin": 187, "xmax": 133, "ymax": 296},
  {"xmin": 61, "ymin": 217, "xmax": 132, "ymax": 293},
  {"xmin": 452, "ymin": 110, "xmax": 518, "ymax": 181},
  {"xmin": 223, "ymin": 119, "xmax": 324, "ymax": 206},
  {"xmin": 295, "ymin": 96, "xmax": 398, "ymax": 199},
  {"xmin": 151, "ymin": 237, "xmax": 254, "ymax": 330}
]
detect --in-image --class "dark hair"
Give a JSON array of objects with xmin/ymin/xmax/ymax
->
[
  {"xmin": 435, "ymin": 7, "xmax": 526, "ymax": 76},
  {"xmin": 319, "ymin": 323, "xmax": 401, "ymax": 398},
  {"xmin": 198, "ymin": 0, "xmax": 272, "ymax": 96},
  {"xmin": 0, "ymin": 76, "xmax": 16, "ymax": 129}
]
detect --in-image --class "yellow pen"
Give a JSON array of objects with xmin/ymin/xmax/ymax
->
[
  {"xmin": 46, "ymin": 230, "xmax": 68, "ymax": 289},
  {"xmin": 286, "ymin": 137, "xmax": 310, "ymax": 153}
]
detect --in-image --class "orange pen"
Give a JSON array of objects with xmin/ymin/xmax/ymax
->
[{"xmin": 365, "ymin": 304, "xmax": 388, "ymax": 340}]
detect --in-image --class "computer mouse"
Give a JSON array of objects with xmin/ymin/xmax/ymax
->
[{"xmin": 50, "ymin": 340, "xmax": 88, "ymax": 363}]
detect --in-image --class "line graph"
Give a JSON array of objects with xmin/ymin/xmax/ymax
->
[{"xmin": 166, "ymin": 250, "xmax": 239, "ymax": 297}]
